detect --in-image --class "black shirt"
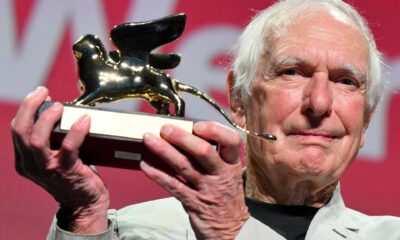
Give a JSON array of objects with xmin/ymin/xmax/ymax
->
[{"xmin": 245, "ymin": 197, "xmax": 319, "ymax": 240}]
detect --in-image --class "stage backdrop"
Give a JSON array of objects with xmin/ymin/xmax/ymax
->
[{"xmin": 0, "ymin": 0, "xmax": 399, "ymax": 239}]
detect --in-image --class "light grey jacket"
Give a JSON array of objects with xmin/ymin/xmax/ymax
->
[{"xmin": 47, "ymin": 186, "xmax": 400, "ymax": 239}]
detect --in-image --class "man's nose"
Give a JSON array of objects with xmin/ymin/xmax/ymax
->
[{"xmin": 301, "ymin": 73, "xmax": 333, "ymax": 118}]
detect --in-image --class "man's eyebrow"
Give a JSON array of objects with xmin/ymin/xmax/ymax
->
[
  {"xmin": 271, "ymin": 56, "xmax": 302, "ymax": 68},
  {"xmin": 341, "ymin": 64, "xmax": 367, "ymax": 83},
  {"xmin": 267, "ymin": 56, "xmax": 314, "ymax": 74}
]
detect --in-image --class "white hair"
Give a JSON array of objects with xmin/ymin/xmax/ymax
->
[{"xmin": 232, "ymin": 0, "xmax": 383, "ymax": 112}]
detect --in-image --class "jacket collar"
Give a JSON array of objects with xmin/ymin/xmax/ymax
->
[{"xmin": 306, "ymin": 183, "xmax": 361, "ymax": 240}]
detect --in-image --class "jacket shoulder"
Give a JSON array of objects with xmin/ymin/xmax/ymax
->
[{"xmin": 342, "ymin": 207, "xmax": 400, "ymax": 239}]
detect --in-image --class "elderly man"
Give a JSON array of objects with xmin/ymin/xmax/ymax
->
[{"xmin": 11, "ymin": 0, "xmax": 400, "ymax": 239}]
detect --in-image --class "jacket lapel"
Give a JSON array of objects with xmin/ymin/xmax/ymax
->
[{"xmin": 305, "ymin": 184, "xmax": 361, "ymax": 240}]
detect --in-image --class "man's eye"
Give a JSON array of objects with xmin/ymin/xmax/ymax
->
[
  {"xmin": 282, "ymin": 69, "xmax": 299, "ymax": 76},
  {"xmin": 338, "ymin": 78, "xmax": 357, "ymax": 86}
]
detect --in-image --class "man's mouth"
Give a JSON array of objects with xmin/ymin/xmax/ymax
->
[{"xmin": 290, "ymin": 130, "xmax": 338, "ymax": 142}]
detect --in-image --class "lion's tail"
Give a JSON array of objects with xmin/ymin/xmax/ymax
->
[
  {"xmin": 173, "ymin": 80, "xmax": 233, "ymax": 125},
  {"xmin": 173, "ymin": 80, "xmax": 277, "ymax": 141}
]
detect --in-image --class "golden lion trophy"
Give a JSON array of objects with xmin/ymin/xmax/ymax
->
[{"xmin": 37, "ymin": 13, "xmax": 275, "ymax": 170}]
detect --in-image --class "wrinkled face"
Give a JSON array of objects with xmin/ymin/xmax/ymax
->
[{"xmin": 243, "ymin": 10, "xmax": 370, "ymax": 183}]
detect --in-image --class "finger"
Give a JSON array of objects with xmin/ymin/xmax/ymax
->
[
  {"xmin": 11, "ymin": 86, "xmax": 49, "ymax": 145},
  {"xmin": 193, "ymin": 121, "xmax": 241, "ymax": 164},
  {"xmin": 160, "ymin": 125, "xmax": 223, "ymax": 174},
  {"xmin": 12, "ymin": 87, "xmax": 51, "ymax": 177},
  {"xmin": 140, "ymin": 161, "xmax": 197, "ymax": 202},
  {"xmin": 30, "ymin": 102, "xmax": 64, "ymax": 165},
  {"xmin": 58, "ymin": 114, "xmax": 91, "ymax": 170},
  {"xmin": 143, "ymin": 132, "xmax": 202, "ymax": 185}
]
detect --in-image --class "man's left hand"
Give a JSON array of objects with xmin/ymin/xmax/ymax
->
[{"xmin": 141, "ymin": 121, "xmax": 249, "ymax": 240}]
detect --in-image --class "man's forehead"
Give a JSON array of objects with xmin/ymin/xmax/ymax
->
[
  {"xmin": 288, "ymin": 5, "xmax": 358, "ymax": 29},
  {"xmin": 266, "ymin": 9, "xmax": 369, "ymax": 68},
  {"xmin": 273, "ymin": 7, "xmax": 362, "ymax": 40}
]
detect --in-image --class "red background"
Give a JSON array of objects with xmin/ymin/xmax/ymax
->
[{"xmin": 0, "ymin": 0, "xmax": 399, "ymax": 239}]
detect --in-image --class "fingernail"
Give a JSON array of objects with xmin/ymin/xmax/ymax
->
[
  {"xmin": 194, "ymin": 122, "xmax": 207, "ymax": 132},
  {"xmin": 161, "ymin": 125, "xmax": 173, "ymax": 136},
  {"xmin": 140, "ymin": 161, "xmax": 152, "ymax": 171},
  {"xmin": 140, "ymin": 161, "xmax": 148, "ymax": 168},
  {"xmin": 35, "ymin": 86, "xmax": 46, "ymax": 93},
  {"xmin": 143, "ymin": 132, "xmax": 156, "ymax": 144},
  {"xmin": 27, "ymin": 86, "xmax": 46, "ymax": 98},
  {"xmin": 74, "ymin": 114, "xmax": 90, "ymax": 129},
  {"xmin": 77, "ymin": 114, "xmax": 90, "ymax": 125},
  {"xmin": 50, "ymin": 102, "xmax": 63, "ymax": 111}
]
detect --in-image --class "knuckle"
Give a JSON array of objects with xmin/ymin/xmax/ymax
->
[
  {"xmin": 230, "ymin": 131, "xmax": 241, "ymax": 147},
  {"xmin": 40, "ymin": 110, "xmax": 57, "ymax": 122},
  {"xmin": 175, "ymin": 158, "xmax": 191, "ymax": 173},
  {"xmin": 167, "ymin": 176, "xmax": 183, "ymax": 192},
  {"xmin": 152, "ymin": 143, "xmax": 170, "ymax": 158},
  {"xmin": 61, "ymin": 138, "xmax": 75, "ymax": 153},
  {"xmin": 10, "ymin": 118, "xmax": 17, "ymax": 130},
  {"xmin": 11, "ymin": 119, "xmax": 24, "ymax": 136},
  {"xmin": 206, "ymin": 122, "xmax": 220, "ymax": 135},
  {"xmin": 29, "ymin": 135, "xmax": 45, "ymax": 149},
  {"xmin": 197, "ymin": 143, "xmax": 215, "ymax": 158}
]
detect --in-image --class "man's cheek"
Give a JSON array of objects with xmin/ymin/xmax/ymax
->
[{"xmin": 269, "ymin": 91, "xmax": 300, "ymax": 119}]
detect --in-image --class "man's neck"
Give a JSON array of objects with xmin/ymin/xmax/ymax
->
[{"xmin": 244, "ymin": 163, "xmax": 337, "ymax": 208}]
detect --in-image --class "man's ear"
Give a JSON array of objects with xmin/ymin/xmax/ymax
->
[
  {"xmin": 360, "ymin": 126, "xmax": 367, "ymax": 149},
  {"xmin": 226, "ymin": 69, "xmax": 246, "ymax": 127}
]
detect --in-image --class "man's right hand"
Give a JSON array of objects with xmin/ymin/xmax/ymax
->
[{"xmin": 11, "ymin": 87, "xmax": 109, "ymax": 234}]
